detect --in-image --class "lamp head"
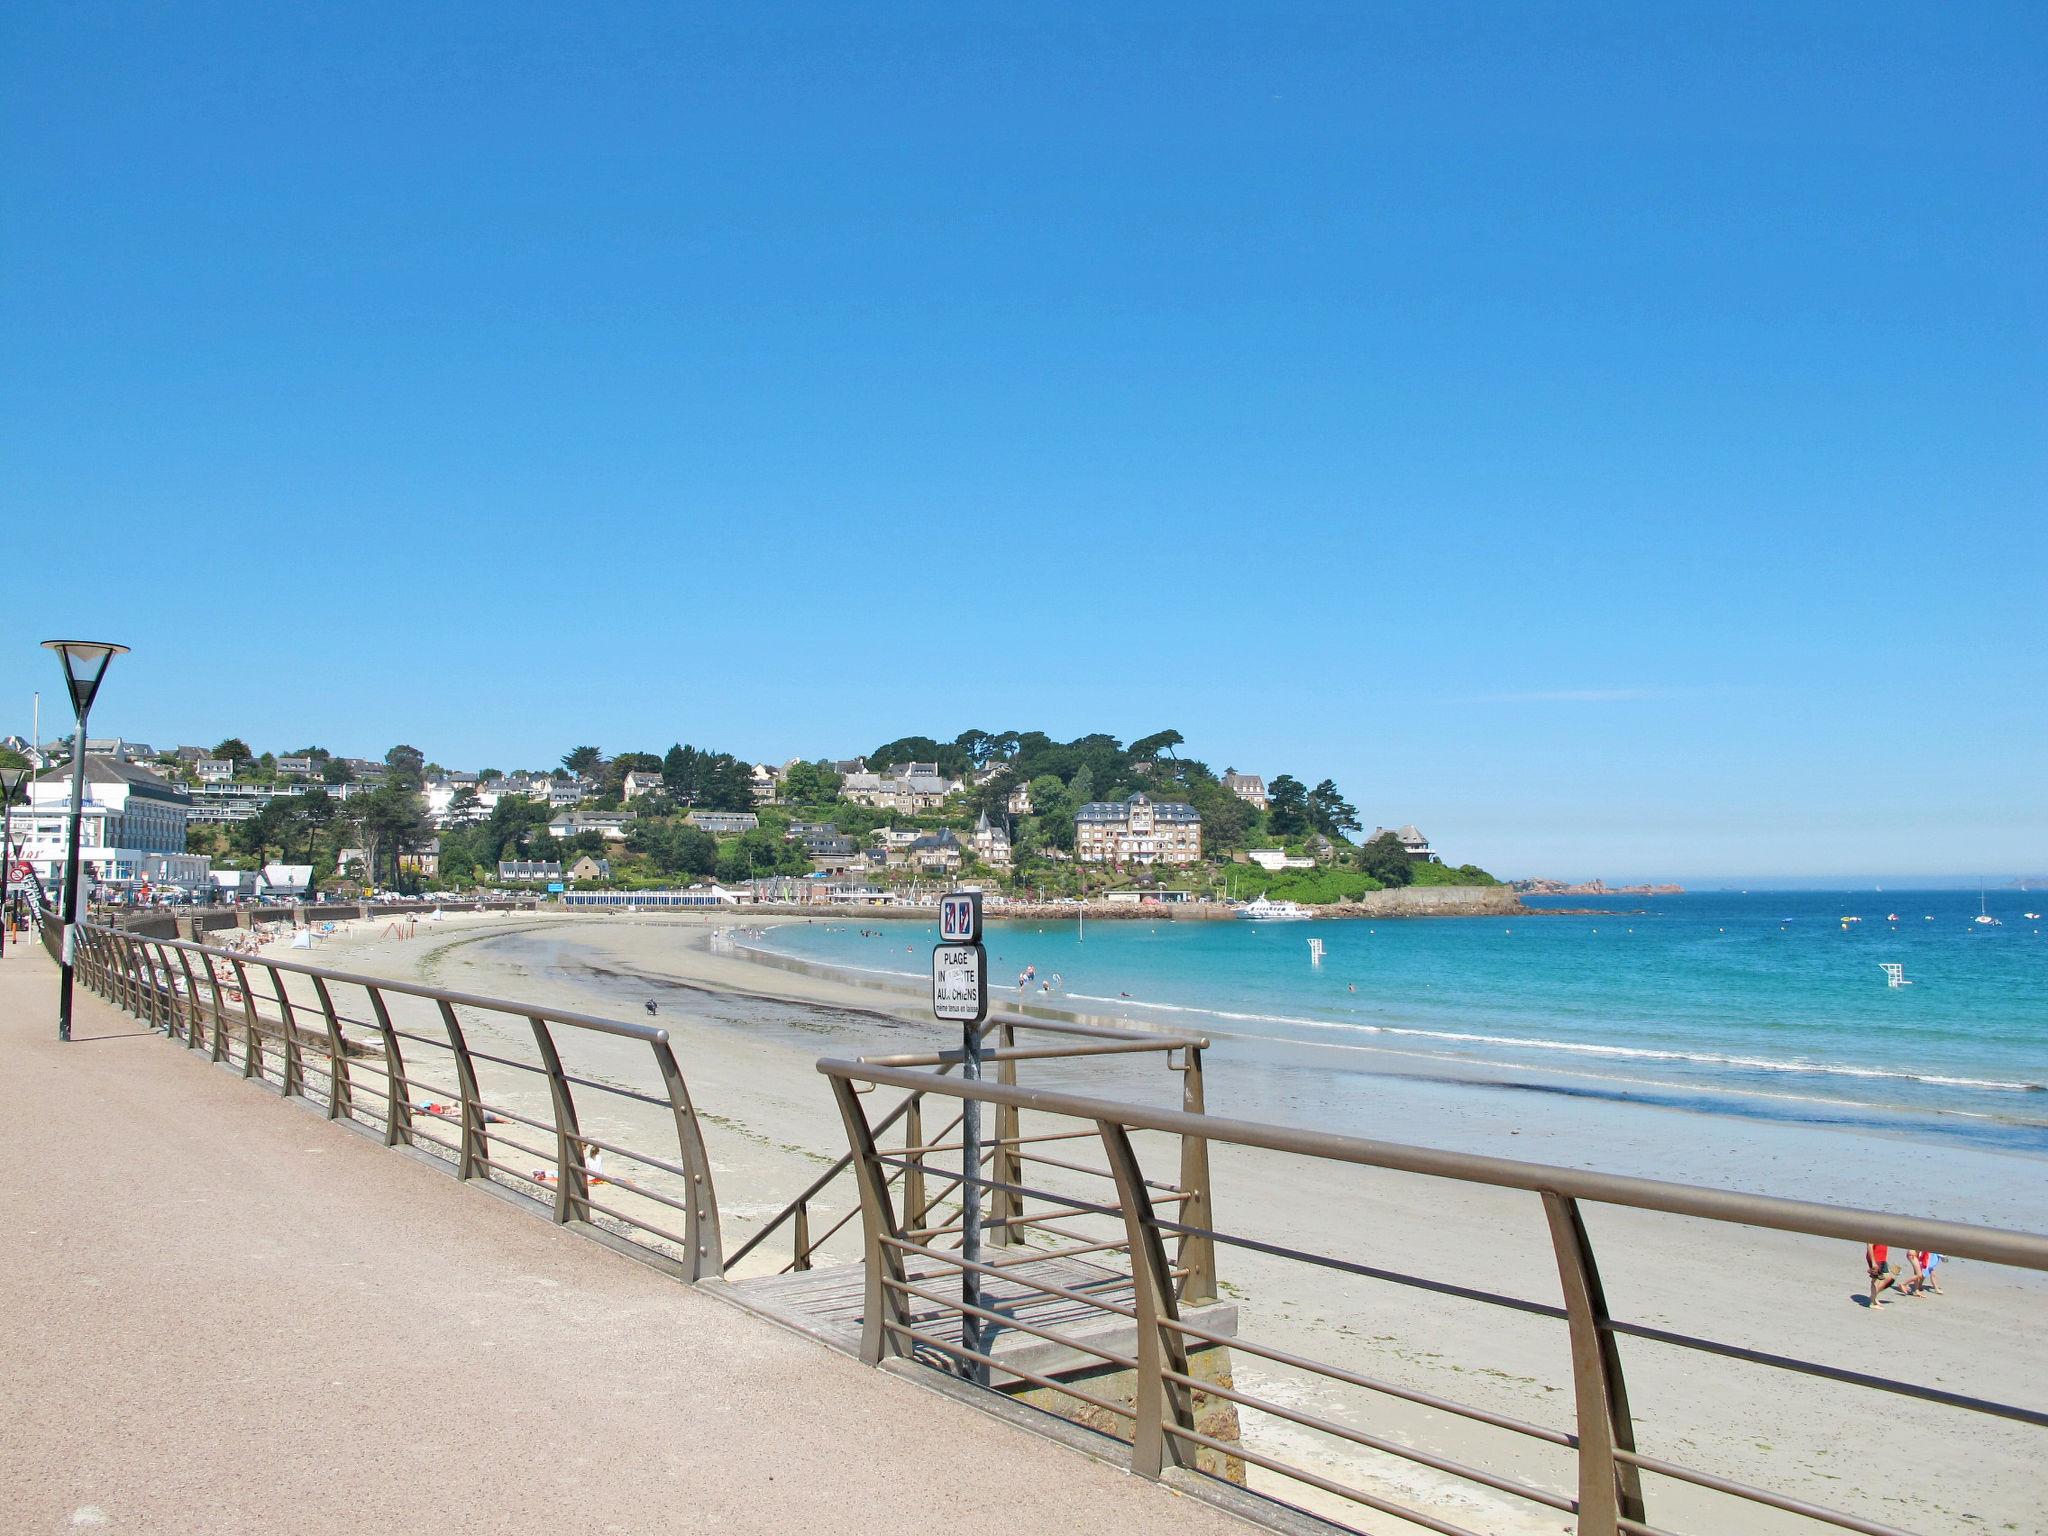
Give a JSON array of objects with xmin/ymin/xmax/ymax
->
[
  {"xmin": 40, "ymin": 640, "xmax": 128, "ymax": 723},
  {"xmin": 0, "ymin": 767, "xmax": 26, "ymax": 796}
]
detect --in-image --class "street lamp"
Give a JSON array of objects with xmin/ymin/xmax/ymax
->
[
  {"xmin": 42, "ymin": 640, "xmax": 128, "ymax": 1041},
  {"xmin": 0, "ymin": 765, "xmax": 27, "ymax": 958}
]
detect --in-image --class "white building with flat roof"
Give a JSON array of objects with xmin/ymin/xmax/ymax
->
[{"xmin": 17, "ymin": 757, "xmax": 211, "ymax": 892}]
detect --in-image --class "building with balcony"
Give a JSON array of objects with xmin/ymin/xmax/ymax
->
[
  {"xmin": 1075, "ymin": 793, "xmax": 1202, "ymax": 867},
  {"xmin": 684, "ymin": 810, "xmax": 760, "ymax": 835},
  {"xmin": 18, "ymin": 757, "xmax": 211, "ymax": 892}
]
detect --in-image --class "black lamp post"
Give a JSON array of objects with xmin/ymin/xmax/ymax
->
[
  {"xmin": 42, "ymin": 640, "xmax": 128, "ymax": 1041},
  {"xmin": 0, "ymin": 765, "xmax": 26, "ymax": 958}
]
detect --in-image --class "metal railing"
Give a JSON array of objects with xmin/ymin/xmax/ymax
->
[
  {"xmin": 724, "ymin": 1014, "xmax": 1213, "ymax": 1299},
  {"xmin": 67, "ymin": 918, "xmax": 724, "ymax": 1279},
  {"xmin": 817, "ymin": 1056, "xmax": 2048, "ymax": 1536}
]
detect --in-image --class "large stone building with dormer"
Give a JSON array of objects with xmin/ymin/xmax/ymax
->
[{"xmin": 1075, "ymin": 793, "xmax": 1202, "ymax": 867}]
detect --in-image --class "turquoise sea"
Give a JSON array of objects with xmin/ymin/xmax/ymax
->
[{"xmin": 755, "ymin": 889, "xmax": 2048, "ymax": 1157}]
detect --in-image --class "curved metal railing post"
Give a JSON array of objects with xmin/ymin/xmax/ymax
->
[
  {"xmin": 116, "ymin": 932, "xmax": 143, "ymax": 1016},
  {"xmin": 153, "ymin": 941, "xmax": 181, "ymax": 1037},
  {"xmin": 310, "ymin": 975, "xmax": 351, "ymax": 1120},
  {"xmin": 434, "ymin": 999, "xmax": 489, "ymax": 1180},
  {"xmin": 792, "ymin": 1201, "xmax": 812, "ymax": 1271},
  {"xmin": 1175, "ymin": 1044, "xmax": 1218, "ymax": 1304},
  {"xmin": 229, "ymin": 957, "xmax": 262, "ymax": 1079},
  {"xmin": 649, "ymin": 1034, "xmax": 723, "ymax": 1279},
  {"xmin": 172, "ymin": 947, "xmax": 206, "ymax": 1052},
  {"xmin": 269, "ymin": 964, "xmax": 304, "ymax": 1100},
  {"xmin": 79, "ymin": 927, "xmax": 104, "ymax": 997},
  {"xmin": 828, "ymin": 1072, "xmax": 909, "ymax": 1363},
  {"xmin": 529, "ymin": 1018, "xmax": 589, "ymax": 1224},
  {"xmin": 365, "ymin": 987, "xmax": 412, "ymax": 1147},
  {"xmin": 990, "ymin": 1021, "xmax": 1021, "ymax": 1245},
  {"xmin": 902, "ymin": 1095, "xmax": 927, "ymax": 1231},
  {"xmin": 203, "ymin": 948, "xmax": 230, "ymax": 1063},
  {"xmin": 1097, "ymin": 1117, "xmax": 1195, "ymax": 1478},
  {"xmin": 149, "ymin": 940, "xmax": 172, "ymax": 1030},
  {"xmin": 1544, "ymin": 1191, "xmax": 1644, "ymax": 1536}
]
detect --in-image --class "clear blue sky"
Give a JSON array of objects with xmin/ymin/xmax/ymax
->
[{"xmin": 4, "ymin": 4, "xmax": 2042, "ymax": 880}]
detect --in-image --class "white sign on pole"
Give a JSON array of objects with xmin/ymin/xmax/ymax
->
[{"xmin": 931, "ymin": 942, "xmax": 987, "ymax": 1022}]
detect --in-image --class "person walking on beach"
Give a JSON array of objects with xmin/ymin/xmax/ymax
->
[{"xmin": 1866, "ymin": 1242, "xmax": 1899, "ymax": 1307}]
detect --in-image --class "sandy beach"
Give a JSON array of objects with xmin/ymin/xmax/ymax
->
[{"xmin": 249, "ymin": 909, "xmax": 2048, "ymax": 1535}]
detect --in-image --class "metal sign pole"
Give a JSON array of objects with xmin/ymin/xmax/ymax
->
[
  {"xmin": 933, "ymin": 889, "xmax": 989, "ymax": 1386},
  {"xmin": 960, "ymin": 996, "xmax": 985, "ymax": 1383}
]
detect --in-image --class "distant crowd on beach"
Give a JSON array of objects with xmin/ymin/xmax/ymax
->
[{"xmin": 1865, "ymin": 1244, "xmax": 1945, "ymax": 1307}]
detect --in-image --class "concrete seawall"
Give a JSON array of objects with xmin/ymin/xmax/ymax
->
[{"xmin": 711, "ymin": 885, "xmax": 1526, "ymax": 922}]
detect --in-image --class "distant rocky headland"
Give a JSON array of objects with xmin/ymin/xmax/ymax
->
[{"xmin": 1510, "ymin": 878, "xmax": 1685, "ymax": 897}]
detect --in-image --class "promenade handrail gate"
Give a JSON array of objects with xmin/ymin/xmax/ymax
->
[
  {"xmin": 726, "ymin": 1013, "xmax": 1213, "ymax": 1296},
  {"xmin": 818, "ymin": 1056, "xmax": 2048, "ymax": 1536}
]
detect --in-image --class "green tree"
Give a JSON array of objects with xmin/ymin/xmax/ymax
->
[
  {"xmin": 0, "ymin": 745, "xmax": 27, "ymax": 772},
  {"xmin": 231, "ymin": 802, "xmax": 290, "ymax": 868},
  {"xmin": 347, "ymin": 785, "xmax": 432, "ymax": 885},
  {"xmin": 384, "ymin": 744, "xmax": 426, "ymax": 788},
  {"xmin": 562, "ymin": 745, "xmax": 603, "ymax": 778},
  {"xmin": 1028, "ymin": 774, "xmax": 1076, "ymax": 851},
  {"xmin": 1307, "ymin": 779, "xmax": 1360, "ymax": 838},
  {"xmin": 1355, "ymin": 831, "xmax": 1415, "ymax": 887},
  {"xmin": 1267, "ymin": 775, "xmax": 1311, "ymax": 838},
  {"xmin": 213, "ymin": 737, "xmax": 253, "ymax": 762},
  {"xmin": 321, "ymin": 757, "xmax": 354, "ymax": 784},
  {"xmin": 1127, "ymin": 729, "xmax": 1184, "ymax": 763}
]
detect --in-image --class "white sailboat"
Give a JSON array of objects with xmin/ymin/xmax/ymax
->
[{"xmin": 1973, "ymin": 890, "xmax": 2001, "ymax": 926}]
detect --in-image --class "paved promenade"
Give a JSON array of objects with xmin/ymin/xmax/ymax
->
[{"xmin": 0, "ymin": 952, "xmax": 1247, "ymax": 1535}]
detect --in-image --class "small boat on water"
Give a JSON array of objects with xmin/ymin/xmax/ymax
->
[
  {"xmin": 1973, "ymin": 891, "xmax": 2001, "ymax": 926},
  {"xmin": 1236, "ymin": 895, "xmax": 1313, "ymax": 923}
]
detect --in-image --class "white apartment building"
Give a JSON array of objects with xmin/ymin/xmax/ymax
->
[
  {"xmin": 1074, "ymin": 793, "xmax": 1202, "ymax": 867},
  {"xmin": 16, "ymin": 758, "xmax": 211, "ymax": 892}
]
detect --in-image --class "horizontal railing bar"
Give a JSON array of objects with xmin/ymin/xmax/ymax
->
[
  {"xmin": 901, "ymin": 1127, "xmax": 1092, "ymax": 1158},
  {"xmin": 471, "ymin": 1155, "xmax": 553, "ymax": 1192},
  {"xmin": 817, "ymin": 1060, "xmax": 2048, "ymax": 1269},
  {"xmin": 580, "ymin": 1167, "xmax": 697, "ymax": 1219},
  {"xmin": 884, "ymin": 1276, "xmax": 1141, "ymax": 1371},
  {"xmin": 1165, "ymin": 1422, "xmax": 1487, "ymax": 1536},
  {"xmin": 569, "ymin": 1134, "xmax": 695, "ymax": 1183},
  {"xmin": 559, "ymin": 1073, "xmax": 672, "ymax": 1110},
  {"xmin": 463, "ymin": 1099, "xmax": 559, "ymax": 1137},
  {"xmin": 862, "ymin": 1039, "xmax": 1188, "ymax": 1067},
  {"xmin": 881, "ymin": 1321, "xmax": 1133, "ymax": 1424},
  {"xmin": 107, "ymin": 932, "xmax": 675, "ymax": 1045},
  {"xmin": 883, "ymin": 1236, "xmax": 1140, "ymax": 1318},
  {"xmin": 1613, "ymin": 1450, "xmax": 1915, "ymax": 1536},
  {"xmin": 1138, "ymin": 1213, "xmax": 1567, "ymax": 1322},
  {"xmin": 1161, "ymin": 1367, "xmax": 1577, "ymax": 1515},
  {"xmin": 1159, "ymin": 1314, "xmax": 1574, "ymax": 1447},
  {"xmin": 460, "ymin": 1045, "xmax": 551, "ymax": 1077},
  {"xmin": 579, "ymin": 1196, "xmax": 690, "ymax": 1251},
  {"xmin": 1603, "ymin": 1321, "xmax": 2048, "ymax": 1427},
  {"xmin": 986, "ymin": 1013, "xmax": 1207, "ymax": 1049},
  {"xmin": 485, "ymin": 1131, "xmax": 563, "ymax": 1168},
  {"xmin": 387, "ymin": 1027, "xmax": 463, "ymax": 1054},
  {"xmin": 406, "ymin": 1125, "xmax": 463, "ymax": 1156},
  {"xmin": 869, "ymin": 1157, "xmax": 1127, "ymax": 1223}
]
